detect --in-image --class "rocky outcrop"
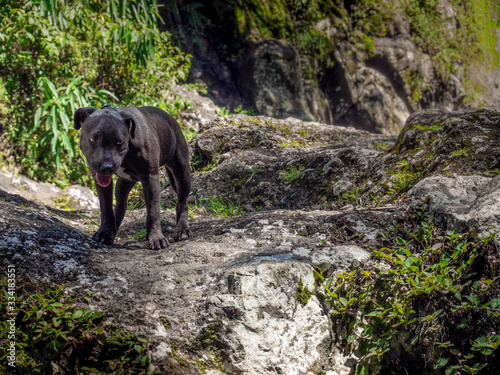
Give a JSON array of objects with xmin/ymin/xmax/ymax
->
[
  {"xmin": 322, "ymin": 34, "xmax": 466, "ymax": 134},
  {"xmin": 3, "ymin": 108, "xmax": 500, "ymax": 374},
  {"xmin": 189, "ymin": 114, "xmax": 395, "ymax": 210},
  {"xmin": 364, "ymin": 107, "xmax": 500, "ymax": 194},
  {"xmin": 408, "ymin": 175, "xmax": 500, "ymax": 237},
  {"xmin": 158, "ymin": 0, "xmax": 491, "ymax": 135},
  {"xmin": 323, "ymin": 49, "xmax": 411, "ymax": 134},
  {"xmin": 0, "ymin": 188, "xmax": 387, "ymax": 374}
]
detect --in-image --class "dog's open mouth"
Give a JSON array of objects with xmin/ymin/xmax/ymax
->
[{"xmin": 94, "ymin": 173, "xmax": 112, "ymax": 187}]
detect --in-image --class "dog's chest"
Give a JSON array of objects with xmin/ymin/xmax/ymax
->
[{"xmin": 116, "ymin": 167, "xmax": 138, "ymax": 181}]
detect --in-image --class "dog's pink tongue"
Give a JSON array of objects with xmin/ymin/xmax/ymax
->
[{"xmin": 96, "ymin": 173, "xmax": 112, "ymax": 187}]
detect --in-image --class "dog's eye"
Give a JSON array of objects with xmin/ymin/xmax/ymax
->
[
  {"xmin": 90, "ymin": 137, "xmax": 97, "ymax": 143},
  {"xmin": 117, "ymin": 140, "xmax": 124, "ymax": 145}
]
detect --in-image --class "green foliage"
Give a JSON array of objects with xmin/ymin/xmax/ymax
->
[
  {"xmin": 191, "ymin": 152, "xmax": 222, "ymax": 173},
  {"xmin": 34, "ymin": 76, "xmax": 116, "ymax": 185},
  {"xmin": 339, "ymin": 188, "xmax": 362, "ymax": 205},
  {"xmin": 387, "ymin": 160, "xmax": 422, "ymax": 199},
  {"xmin": 190, "ymin": 194, "xmax": 245, "ymax": 218},
  {"xmin": 0, "ymin": 275, "xmax": 156, "ymax": 374},
  {"xmin": 128, "ymin": 228, "xmax": 147, "ymax": 241},
  {"xmin": 278, "ymin": 139, "xmax": 305, "ymax": 148},
  {"xmin": 484, "ymin": 169, "xmax": 500, "ymax": 176},
  {"xmin": 317, "ymin": 206, "xmax": 500, "ymax": 374},
  {"xmin": 279, "ymin": 164, "xmax": 304, "ymax": 184},
  {"xmin": 0, "ymin": 0, "xmax": 191, "ymax": 186},
  {"xmin": 296, "ymin": 278, "xmax": 313, "ymax": 306},
  {"xmin": 216, "ymin": 104, "xmax": 255, "ymax": 116},
  {"xmin": 413, "ymin": 123, "xmax": 442, "ymax": 132},
  {"xmin": 372, "ymin": 142, "xmax": 389, "ymax": 151},
  {"xmin": 450, "ymin": 148, "xmax": 470, "ymax": 158}
]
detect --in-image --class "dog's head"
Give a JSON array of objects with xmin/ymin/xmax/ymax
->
[{"xmin": 74, "ymin": 107, "xmax": 136, "ymax": 187}]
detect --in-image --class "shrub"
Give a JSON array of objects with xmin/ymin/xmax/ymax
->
[
  {"xmin": 317, "ymin": 205, "xmax": 500, "ymax": 374},
  {"xmin": 0, "ymin": 275, "xmax": 158, "ymax": 374},
  {"xmin": 0, "ymin": 0, "xmax": 191, "ymax": 186}
]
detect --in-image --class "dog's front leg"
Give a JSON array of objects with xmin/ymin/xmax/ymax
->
[
  {"xmin": 93, "ymin": 181, "xmax": 116, "ymax": 245},
  {"xmin": 143, "ymin": 174, "xmax": 169, "ymax": 250}
]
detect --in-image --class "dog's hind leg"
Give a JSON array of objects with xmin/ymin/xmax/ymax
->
[
  {"xmin": 166, "ymin": 160, "xmax": 191, "ymax": 241},
  {"xmin": 114, "ymin": 178, "xmax": 137, "ymax": 231},
  {"xmin": 165, "ymin": 168, "xmax": 177, "ymax": 194}
]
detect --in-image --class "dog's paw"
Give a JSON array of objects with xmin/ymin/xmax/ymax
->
[
  {"xmin": 148, "ymin": 234, "xmax": 169, "ymax": 250},
  {"xmin": 92, "ymin": 227, "xmax": 115, "ymax": 245},
  {"xmin": 174, "ymin": 222, "xmax": 191, "ymax": 242}
]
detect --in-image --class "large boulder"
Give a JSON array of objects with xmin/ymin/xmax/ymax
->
[
  {"xmin": 321, "ymin": 35, "xmax": 466, "ymax": 134},
  {"xmin": 321, "ymin": 47, "xmax": 411, "ymax": 134},
  {"xmin": 408, "ymin": 175, "xmax": 500, "ymax": 238},
  {"xmin": 189, "ymin": 115, "xmax": 395, "ymax": 210},
  {"xmin": 0, "ymin": 188, "xmax": 382, "ymax": 374},
  {"xmin": 367, "ymin": 36, "xmax": 422, "ymax": 110},
  {"xmin": 237, "ymin": 39, "xmax": 314, "ymax": 121}
]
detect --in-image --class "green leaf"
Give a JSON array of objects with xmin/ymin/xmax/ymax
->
[
  {"xmin": 434, "ymin": 357, "xmax": 448, "ymax": 369},
  {"xmin": 439, "ymin": 259, "xmax": 449, "ymax": 268},
  {"xmin": 72, "ymin": 310, "xmax": 83, "ymax": 319},
  {"xmin": 134, "ymin": 344, "xmax": 143, "ymax": 353},
  {"xmin": 339, "ymin": 297, "xmax": 348, "ymax": 307}
]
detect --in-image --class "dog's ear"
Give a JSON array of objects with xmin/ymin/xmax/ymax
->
[
  {"xmin": 74, "ymin": 107, "xmax": 96, "ymax": 130},
  {"xmin": 120, "ymin": 112, "xmax": 136, "ymax": 139}
]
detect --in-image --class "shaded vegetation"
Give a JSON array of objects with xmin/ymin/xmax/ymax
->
[
  {"xmin": 0, "ymin": 0, "xmax": 191, "ymax": 187},
  {"xmin": 317, "ymin": 204, "xmax": 500, "ymax": 374},
  {"xmin": 0, "ymin": 275, "xmax": 160, "ymax": 374}
]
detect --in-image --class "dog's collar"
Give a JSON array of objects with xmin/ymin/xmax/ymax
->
[{"xmin": 101, "ymin": 104, "xmax": 121, "ymax": 112}]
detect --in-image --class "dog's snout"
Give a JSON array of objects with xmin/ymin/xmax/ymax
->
[{"xmin": 100, "ymin": 162, "xmax": 115, "ymax": 174}]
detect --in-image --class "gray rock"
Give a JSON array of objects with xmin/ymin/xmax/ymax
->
[
  {"xmin": 364, "ymin": 107, "xmax": 500, "ymax": 200},
  {"xmin": 304, "ymin": 79, "xmax": 334, "ymax": 124},
  {"xmin": 408, "ymin": 175, "xmax": 500, "ymax": 240},
  {"xmin": 0, "ymin": 170, "xmax": 98, "ymax": 210},
  {"xmin": 346, "ymin": 64, "xmax": 410, "ymax": 134},
  {"xmin": 189, "ymin": 114, "xmax": 395, "ymax": 210},
  {"xmin": 166, "ymin": 84, "xmax": 219, "ymax": 131},
  {"xmin": 321, "ymin": 48, "xmax": 411, "ymax": 134},
  {"xmin": 321, "ymin": 35, "xmax": 466, "ymax": 135},
  {"xmin": 438, "ymin": 0, "xmax": 458, "ymax": 38},
  {"xmin": 64, "ymin": 185, "xmax": 99, "ymax": 210},
  {"xmin": 368, "ymin": 36, "xmax": 421, "ymax": 108},
  {"xmin": 0, "ymin": 190, "xmax": 393, "ymax": 374},
  {"xmin": 237, "ymin": 39, "xmax": 314, "ymax": 122},
  {"xmin": 387, "ymin": 10, "xmax": 410, "ymax": 36}
]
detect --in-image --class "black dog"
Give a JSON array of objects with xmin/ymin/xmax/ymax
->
[{"xmin": 74, "ymin": 105, "xmax": 191, "ymax": 249}]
